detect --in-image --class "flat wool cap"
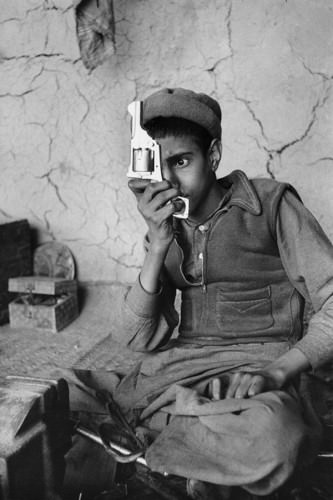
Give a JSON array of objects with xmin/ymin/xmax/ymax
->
[{"xmin": 142, "ymin": 88, "xmax": 222, "ymax": 139}]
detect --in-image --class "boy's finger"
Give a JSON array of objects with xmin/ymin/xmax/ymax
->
[
  {"xmin": 248, "ymin": 376, "xmax": 266, "ymax": 397},
  {"xmin": 152, "ymin": 201, "xmax": 179, "ymax": 224},
  {"xmin": 128, "ymin": 178, "xmax": 170, "ymax": 195},
  {"xmin": 146, "ymin": 188, "xmax": 180, "ymax": 213},
  {"xmin": 211, "ymin": 378, "xmax": 221, "ymax": 400},
  {"xmin": 234, "ymin": 373, "xmax": 252, "ymax": 399},
  {"xmin": 172, "ymin": 199, "xmax": 186, "ymax": 213},
  {"xmin": 139, "ymin": 181, "xmax": 175, "ymax": 206},
  {"xmin": 225, "ymin": 372, "xmax": 241, "ymax": 398},
  {"xmin": 128, "ymin": 178, "xmax": 150, "ymax": 196}
]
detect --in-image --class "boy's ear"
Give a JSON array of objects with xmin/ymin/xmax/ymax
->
[{"xmin": 208, "ymin": 139, "xmax": 222, "ymax": 172}]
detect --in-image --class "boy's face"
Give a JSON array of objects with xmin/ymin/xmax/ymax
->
[{"xmin": 157, "ymin": 134, "xmax": 220, "ymax": 220}]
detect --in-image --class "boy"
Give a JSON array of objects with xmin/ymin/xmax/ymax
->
[{"xmin": 113, "ymin": 87, "xmax": 333, "ymax": 498}]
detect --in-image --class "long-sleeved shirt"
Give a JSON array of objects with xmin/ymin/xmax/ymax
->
[{"xmin": 120, "ymin": 175, "xmax": 333, "ymax": 370}]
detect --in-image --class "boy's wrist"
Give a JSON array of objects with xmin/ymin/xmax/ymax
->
[
  {"xmin": 138, "ymin": 273, "xmax": 162, "ymax": 295},
  {"xmin": 140, "ymin": 240, "xmax": 170, "ymax": 295},
  {"xmin": 148, "ymin": 238, "xmax": 172, "ymax": 257},
  {"xmin": 265, "ymin": 348, "xmax": 311, "ymax": 387},
  {"xmin": 263, "ymin": 366, "xmax": 288, "ymax": 389}
]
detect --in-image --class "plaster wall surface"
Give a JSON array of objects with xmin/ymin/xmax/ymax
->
[{"xmin": 0, "ymin": 0, "xmax": 333, "ymax": 283}]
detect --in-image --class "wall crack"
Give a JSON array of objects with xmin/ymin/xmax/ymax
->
[{"xmin": 264, "ymin": 85, "xmax": 331, "ymax": 178}]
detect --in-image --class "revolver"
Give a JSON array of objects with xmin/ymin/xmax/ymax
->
[{"xmin": 127, "ymin": 100, "xmax": 189, "ymax": 219}]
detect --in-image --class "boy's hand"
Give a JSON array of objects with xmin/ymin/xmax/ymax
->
[
  {"xmin": 224, "ymin": 369, "xmax": 285, "ymax": 399},
  {"xmin": 128, "ymin": 178, "xmax": 181, "ymax": 251},
  {"xmin": 211, "ymin": 348, "xmax": 309, "ymax": 400},
  {"xmin": 210, "ymin": 368, "xmax": 285, "ymax": 400}
]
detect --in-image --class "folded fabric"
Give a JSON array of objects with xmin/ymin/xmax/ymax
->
[{"xmin": 145, "ymin": 385, "xmax": 322, "ymax": 496}]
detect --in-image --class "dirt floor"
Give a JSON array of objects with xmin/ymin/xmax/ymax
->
[{"xmin": 0, "ymin": 283, "xmax": 141, "ymax": 380}]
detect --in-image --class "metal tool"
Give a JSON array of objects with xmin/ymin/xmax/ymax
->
[
  {"xmin": 75, "ymin": 424, "xmax": 147, "ymax": 466},
  {"xmin": 95, "ymin": 389, "xmax": 144, "ymax": 450}
]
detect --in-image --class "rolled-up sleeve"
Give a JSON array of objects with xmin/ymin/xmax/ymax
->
[
  {"xmin": 119, "ymin": 271, "xmax": 179, "ymax": 352},
  {"xmin": 277, "ymin": 189, "xmax": 333, "ymax": 368}
]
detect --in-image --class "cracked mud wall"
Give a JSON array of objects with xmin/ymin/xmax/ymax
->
[{"xmin": 0, "ymin": 0, "xmax": 333, "ymax": 283}]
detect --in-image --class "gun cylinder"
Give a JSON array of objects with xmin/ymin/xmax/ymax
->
[{"xmin": 133, "ymin": 149, "xmax": 153, "ymax": 173}]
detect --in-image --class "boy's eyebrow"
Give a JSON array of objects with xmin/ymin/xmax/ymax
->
[{"xmin": 165, "ymin": 152, "xmax": 193, "ymax": 162}]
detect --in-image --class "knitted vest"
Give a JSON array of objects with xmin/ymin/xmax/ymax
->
[{"xmin": 164, "ymin": 176, "xmax": 305, "ymax": 345}]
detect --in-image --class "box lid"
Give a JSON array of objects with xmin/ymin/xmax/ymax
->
[{"xmin": 8, "ymin": 276, "xmax": 77, "ymax": 295}]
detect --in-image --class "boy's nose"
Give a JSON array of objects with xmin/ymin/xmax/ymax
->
[{"xmin": 162, "ymin": 164, "xmax": 179, "ymax": 188}]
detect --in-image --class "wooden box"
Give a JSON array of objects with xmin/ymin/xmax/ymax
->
[
  {"xmin": 8, "ymin": 276, "xmax": 78, "ymax": 332},
  {"xmin": 0, "ymin": 376, "xmax": 71, "ymax": 500},
  {"xmin": 0, "ymin": 219, "xmax": 31, "ymax": 325}
]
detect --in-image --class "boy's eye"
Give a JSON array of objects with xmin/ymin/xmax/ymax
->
[{"xmin": 175, "ymin": 157, "xmax": 189, "ymax": 168}]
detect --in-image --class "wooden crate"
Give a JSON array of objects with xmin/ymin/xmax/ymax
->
[
  {"xmin": 8, "ymin": 276, "xmax": 78, "ymax": 333},
  {"xmin": 0, "ymin": 220, "xmax": 31, "ymax": 325},
  {"xmin": 0, "ymin": 376, "xmax": 70, "ymax": 500}
]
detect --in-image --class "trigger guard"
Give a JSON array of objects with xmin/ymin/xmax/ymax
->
[{"xmin": 173, "ymin": 197, "xmax": 189, "ymax": 219}]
